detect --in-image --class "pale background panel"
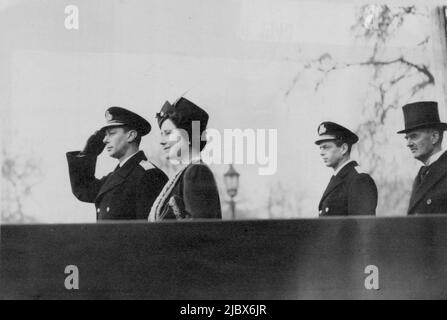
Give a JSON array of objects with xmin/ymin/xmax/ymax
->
[{"xmin": 0, "ymin": 0, "xmax": 439, "ymax": 223}]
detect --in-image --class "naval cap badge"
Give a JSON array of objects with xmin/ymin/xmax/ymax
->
[
  {"xmin": 318, "ymin": 124, "xmax": 327, "ymax": 135},
  {"xmin": 105, "ymin": 110, "xmax": 113, "ymax": 121}
]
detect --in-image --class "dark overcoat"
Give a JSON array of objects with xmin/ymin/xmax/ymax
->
[
  {"xmin": 408, "ymin": 151, "xmax": 447, "ymax": 215},
  {"xmin": 153, "ymin": 163, "xmax": 222, "ymax": 220},
  {"xmin": 66, "ymin": 150, "xmax": 168, "ymax": 220},
  {"xmin": 319, "ymin": 161, "xmax": 378, "ymax": 216}
]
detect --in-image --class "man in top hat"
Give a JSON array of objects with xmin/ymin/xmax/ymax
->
[
  {"xmin": 66, "ymin": 106, "xmax": 168, "ymax": 220},
  {"xmin": 315, "ymin": 121, "xmax": 378, "ymax": 216},
  {"xmin": 397, "ymin": 101, "xmax": 447, "ymax": 215}
]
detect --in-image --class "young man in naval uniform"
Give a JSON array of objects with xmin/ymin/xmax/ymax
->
[
  {"xmin": 315, "ymin": 121, "xmax": 378, "ymax": 216},
  {"xmin": 66, "ymin": 106, "xmax": 168, "ymax": 220},
  {"xmin": 397, "ymin": 101, "xmax": 447, "ymax": 215}
]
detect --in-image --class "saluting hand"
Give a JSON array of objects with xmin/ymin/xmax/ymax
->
[{"xmin": 81, "ymin": 130, "xmax": 106, "ymax": 156}]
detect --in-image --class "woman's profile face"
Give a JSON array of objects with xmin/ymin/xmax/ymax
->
[{"xmin": 160, "ymin": 118, "xmax": 190, "ymax": 161}]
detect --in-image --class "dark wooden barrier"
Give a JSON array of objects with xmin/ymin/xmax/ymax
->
[{"xmin": 1, "ymin": 215, "xmax": 447, "ymax": 299}]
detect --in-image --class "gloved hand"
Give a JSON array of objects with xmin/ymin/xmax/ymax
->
[{"xmin": 81, "ymin": 130, "xmax": 106, "ymax": 156}]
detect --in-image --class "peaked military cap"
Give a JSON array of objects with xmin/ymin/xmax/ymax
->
[
  {"xmin": 156, "ymin": 97, "xmax": 209, "ymax": 130},
  {"xmin": 315, "ymin": 121, "xmax": 359, "ymax": 145},
  {"xmin": 397, "ymin": 101, "xmax": 447, "ymax": 134},
  {"xmin": 101, "ymin": 106, "xmax": 151, "ymax": 136}
]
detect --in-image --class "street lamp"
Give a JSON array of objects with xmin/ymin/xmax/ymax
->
[{"xmin": 224, "ymin": 164, "xmax": 240, "ymax": 219}]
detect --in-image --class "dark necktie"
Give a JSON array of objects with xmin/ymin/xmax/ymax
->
[{"xmin": 416, "ymin": 165, "xmax": 431, "ymax": 186}]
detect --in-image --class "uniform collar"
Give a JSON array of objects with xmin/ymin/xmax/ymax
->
[
  {"xmin": 116, "ymin": 151, "xmax": 147, "ymax": 177},
  {"xmin": 334, "ymin": 159, "xmax": 356, "ymax": 176},
  {"xmin": 119, "ymin": 151, "xmax": 139, "ymax": 167},
  {"xmin": 95, "ymin": 151, "xmax": 147, "ymax": 200}
]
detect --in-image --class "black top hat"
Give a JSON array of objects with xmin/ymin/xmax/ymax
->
[
  {"xmin": 315, "ymin": 121, "xmax": 359, "ymax": 145},
  {"xmin": 101, "ymin": 106, "xmax": 151, "ymax": 136},
  {"xmin": 397, "ymin": 101, "xmax": 447, "ymax": 134},
  {"xmin": 156, "ymin": 97, "xmax": 209, "ymax": 131}
]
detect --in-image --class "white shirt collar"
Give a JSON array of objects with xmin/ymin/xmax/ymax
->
[
  {"xmin": 119, "ymin": 151, "xmax": 139, "ymax": 167},
  {"xmin": 334, "ymin": 159, "xmax": 355, "ymax": 176},
  {"xmin": 425, "ymin": 148, "xmax": 446, "ymax": 166}
]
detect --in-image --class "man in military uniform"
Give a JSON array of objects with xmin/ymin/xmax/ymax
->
[
  {"xmin": 66, "ymin": 106, "xmax": 168, "ymax": 220},
  {"xmin": 397, "ymin": 101, "xmax": 447, "ymax": 215},
  {"xmin": 316, "ymin": 121, "xmax": 378, "ymax": 216}
]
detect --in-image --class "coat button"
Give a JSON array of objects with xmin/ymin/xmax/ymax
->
[
  {"xmin": 325, "ymin": 207, "xmax": 329, "ymax": 212},
  {"xmin": 107, "ymin": 207, "xmax": 110, "ymax": 212},
  {"xmin": 97, "ymin": 208, "xmax": 100, "ymax": 213},
  {"xmin": 427, "ymin": 199, "xmax": 432, "ymax": 205}
]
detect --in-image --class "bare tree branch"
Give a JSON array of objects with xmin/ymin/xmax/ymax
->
[
  {"xmin": 1, "ymin": 149, "xmax": 41, "ymax": 223},
  {"xmin": 286, "ymin": 4, "xmax": 436, "ymax": 215}
]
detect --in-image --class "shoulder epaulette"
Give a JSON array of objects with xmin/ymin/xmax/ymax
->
[
  {"xmin": 139, "ymin": 160, "xmax": 155, "ymax": 170},
  {"xmin": 354, "ymin": 165, "xmax": 368, "ymax": 174}
]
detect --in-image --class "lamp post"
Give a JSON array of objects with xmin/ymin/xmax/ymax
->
[{"xmin": 224, "ymin": 164, "xmax": 240, "ymax": 219}]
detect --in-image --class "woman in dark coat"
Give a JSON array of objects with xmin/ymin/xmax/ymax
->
[{"xmin": 148, "ymin": 97, "xmax": 222, "ymax": 221}]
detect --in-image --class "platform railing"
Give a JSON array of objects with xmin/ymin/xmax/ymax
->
[{"xmin": 1, "ymin": 215, "xmax": 447, "ymax": 299}]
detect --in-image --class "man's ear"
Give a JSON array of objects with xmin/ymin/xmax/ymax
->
[
  {"xmin": 431, "ymin": 130, "xmax": 440, "ymax": 145},
  {"xmin": 127, "ymin": 130, "xmax": 138, "ymax": 143},
  {"xmin": 341, "ymin": 142, "xmax": 349, "ymax": 155}
]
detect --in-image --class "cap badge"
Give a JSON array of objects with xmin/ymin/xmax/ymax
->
[
  {"xmin": 105, "ymin": 111, "xmax": 113, "ymax": 121},
  {"xmin": 318, "ymin": 124, "xmax": 327, "ymax": 135}
]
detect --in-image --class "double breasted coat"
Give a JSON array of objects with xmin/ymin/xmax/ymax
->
[
  {"xmin": 66, "ymin": 150, "xmax": 168, "ymax": 220},
  {"xmin": 408, "ymin": 151, "xmax": 447, "ymax": 215},
  {"xmin": 319, "ymin": 161, "xmax": 378, "ymax": 216}
]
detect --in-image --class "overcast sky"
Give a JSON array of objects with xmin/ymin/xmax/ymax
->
[{"xmin": 0, "ymin": 0, "xmax": 438, "ymax": 223}]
